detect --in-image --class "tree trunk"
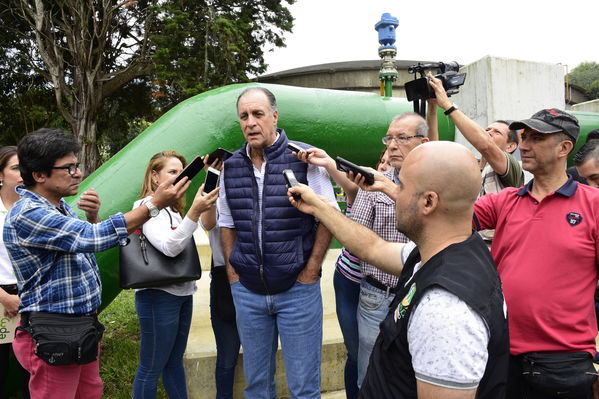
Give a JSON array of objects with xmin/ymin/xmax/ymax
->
[
  {"xmin": 72, "ymin": 112, "xmax": 99, "ymax": 177},
  {"xmin": 71, "ymin": 65, "xmax": 102, "ymax": 176}
]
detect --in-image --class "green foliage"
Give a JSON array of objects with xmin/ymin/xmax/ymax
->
[
  {"xmin": 590, "ymin": 80, "xmax": 599, "ymax": 100},
  {"xmin": 568, "ymin": 62, "xmax": 599, "ymax": 100},
  {"xmin": 0, "ymin": 0, "xmax": 295, "ymax": 163},
  {"xmin": 99, "ymin": 290, "xmax": 168, "ymax": 398},
  {"xmin": 97, "ymin": 80, "xmax": 156, "ymax": 161},
  {"xmin": 149, "ymin": 1, "xmax": 295, "ymax": 110}
]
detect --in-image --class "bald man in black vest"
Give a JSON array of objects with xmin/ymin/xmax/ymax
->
[{"xmin": 288, "ymin": 141, "xmax": 509, "ymax": 399}]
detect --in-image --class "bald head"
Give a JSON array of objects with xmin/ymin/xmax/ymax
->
[{"xmin": 402, "ymin": 141, "xmax": 481, "ymax": 218}]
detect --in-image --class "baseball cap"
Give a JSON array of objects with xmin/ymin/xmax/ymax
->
[{"xmin": 509, "ymin": 109, "xmax": 579, "ymax": 141}]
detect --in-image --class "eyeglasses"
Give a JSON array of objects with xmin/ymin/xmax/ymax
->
[
  {"xmin": 381, "ymin": 135, "xmax": 424, "ymax": 146},
  {"xmin": 52, "ymin": 163, "xmax": 80, "ymax": 176}
]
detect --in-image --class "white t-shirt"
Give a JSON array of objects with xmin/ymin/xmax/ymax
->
[
  {"xmin": 132, "ymin": 197, "xmax": 199, "ymax": 296},
  {"xmin": 400, "ymin": 242, "xmax": 490, "ymax": 389},
  {"xmin": 0, "ymin": 197, "xmax": 17, "ymax": 284}
]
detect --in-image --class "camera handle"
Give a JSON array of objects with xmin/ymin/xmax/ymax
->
[
  {"xmin": 413, "ymin": 99, "xmax": 427, "ymax": 119},
  {"xmin": 408, "ymin": 64, "xmax": 429, "ymax": 118}
]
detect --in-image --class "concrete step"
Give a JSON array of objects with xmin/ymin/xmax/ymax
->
[
  {"xmin": 321, "ymin": 391, "xmax": 347, "ymax": 399},
  {"xmin": 184, "ymin": 243, "xmax": 346, "ymax": 398}
]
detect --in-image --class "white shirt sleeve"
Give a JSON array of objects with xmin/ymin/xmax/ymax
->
[
  {"xmin": 407, "ymin": 287, "xmax": 490, "ymax": 389},
  {"xmin": 307, "ymin": 164, "xmax": 339, "ymax": 210},
  {"xmin": 401, "ymin": 241, "xmax": 417, "ymax": 265},
  {"xmin": 217, "ymin": 168, "xmax": 235, "ymax": 228},
  {"xmin": 133, "ymin": 199, "xmax": 198, "ymax": 257}
]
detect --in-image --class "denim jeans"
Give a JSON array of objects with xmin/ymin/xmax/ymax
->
[
  {"xmin": 333, "ymin": 270, "xmax": 360, "ymax": 399},
  {"xmin": 230, "ymin": 280, "xmax": 322, "ymax": 399},
  {"xmin": 356, "ymin": 279, "xmax": 395, "ymax": 388},
  {"xmin": 210, "ymin": 277, "xmax": 241, "ymax": 399},
  {"xmin": 133, "ymin": 289, "xmax": 193, "ymax": 399}
]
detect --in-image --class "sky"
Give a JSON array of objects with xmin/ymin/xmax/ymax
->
[{"xmin": 262, "ymin": 0, "xmax": 599, "ymax": 76}]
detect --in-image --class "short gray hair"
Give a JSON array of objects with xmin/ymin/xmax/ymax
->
[
  {"xmin": 236, "ymin": 87, "xmax": 277, "ymax": 114},
  {"xmin": 391, "ymin": 113, "xmax": 429, "ymax": 138}
]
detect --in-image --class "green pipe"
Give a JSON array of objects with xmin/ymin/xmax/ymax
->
[
  {"xmin": 384, "ymin": 80, "xmax": 393, "ymax": 97},
  {"xmin": 65, "ymin": 83, "xmax": 453, "ymax": 309}
]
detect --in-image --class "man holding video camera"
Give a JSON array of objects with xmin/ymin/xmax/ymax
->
[
  {"xmin": 427, "ymin": 72, "xmax": 524, "ymax": 197},
  {"xmin": 217, "ymin": 87, "xmax": 337, "ymax": 398}
]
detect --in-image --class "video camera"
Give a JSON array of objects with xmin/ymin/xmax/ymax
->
[{"xmin": 404, "ymin": 61, "xmax": 466, "ymax": 102}]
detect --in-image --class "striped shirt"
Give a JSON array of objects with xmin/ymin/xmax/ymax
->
[
  {"xmin": 350, "ymin": 168, "xmax": 407, "ymax": 287},
  {"xmin": 3, "ymin": 186, "xmax": 128, "ymax": 315},
  {"xmin": 335, "ymin": 203, "xmax": 362, "ymax": 283}
]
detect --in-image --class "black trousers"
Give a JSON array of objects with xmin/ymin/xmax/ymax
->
[{"xmin": 0, "ymin": 284, "xmax": 29, "ymax": 399}]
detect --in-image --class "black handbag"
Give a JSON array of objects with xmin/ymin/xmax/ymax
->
[{"xmin": 119, "ymin": 207, "xmax": 201, "ymax": 289}]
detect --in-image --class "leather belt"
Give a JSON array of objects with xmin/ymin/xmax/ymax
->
[
  {"xmin": 365, "ymin": 275, "xmax": 395, "ymax": 296},
  {"xmin": 0, "ymin": 284, "xmax": 18, "ymax": 294}
]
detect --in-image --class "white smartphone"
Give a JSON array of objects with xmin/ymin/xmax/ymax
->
[{"xmin": 203, "ymin": 167, "xmax": 220, "ymax": 193}]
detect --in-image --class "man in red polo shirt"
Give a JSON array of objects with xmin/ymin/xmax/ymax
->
[{"xmin": 473, "ymin": 108, "xmax": 599, "ymax": 398}]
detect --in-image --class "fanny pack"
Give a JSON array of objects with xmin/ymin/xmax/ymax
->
[
  {"xmin": 521, "ymin": 351, "xmax": 597, "ymax": 398},
  {"xmin": 18, "ymin": 312, "xmax": 105, "ymax": 366}
]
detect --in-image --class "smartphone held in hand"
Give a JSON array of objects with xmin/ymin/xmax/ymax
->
[
  {"xmin": 204, "ymin": 167, "xmax": 221, "ymax": 193},
  {"xmin": 174, "ymin": 156, "xmax": 204, "ymax": 185},
  {"xmin": 283, "ymin": 169, "xmax": 301, "ymax": 200},
  {"xmin": 335, "ymin": 156, "xmax": 375, "ymax": 185}
]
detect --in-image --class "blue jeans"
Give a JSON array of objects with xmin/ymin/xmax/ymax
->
[
  {"xmin": 230, "ymin": 280, "xmax": 322, "ymax": 399},
  {"xmin": 133, "ymin": 289, "xmax": 193, "ymax": 399},
  {"xmin": 356, "ymin": 280, "xmax": 395, "ymax": 388},
  {"xmin": 210, "ymin": 278, "xmax": 241, "ymax": 399},
  {"xmin": 333, "ymin": 270, "xmax": 360, "ymax": 399}
]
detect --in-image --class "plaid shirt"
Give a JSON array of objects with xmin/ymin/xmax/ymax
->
[
  {"xmin": 350, "ymin": 168, "xmax": 407, "ymax": 287},
  {"xmin": 3, "ymin": 186, "xmax": 128, "ymax": 315}
]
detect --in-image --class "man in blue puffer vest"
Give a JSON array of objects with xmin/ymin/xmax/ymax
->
[{"xmin": 217, "ymin": 87, "xmax": 338, "ymax": 398}]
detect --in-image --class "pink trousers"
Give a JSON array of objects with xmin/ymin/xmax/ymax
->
[{"xmin": 12, "ymin": 328, "xmax": 103, "ymax": 399}]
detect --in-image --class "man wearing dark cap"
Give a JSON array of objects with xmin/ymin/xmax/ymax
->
[{"xmin": 474, "ymin": 109, "xmax": 599, "ymax": 398}]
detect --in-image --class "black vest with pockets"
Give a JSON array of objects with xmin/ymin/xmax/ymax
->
[{"xmin": 359, "ymin": 233, "xmax": 509, "ymax": 398}]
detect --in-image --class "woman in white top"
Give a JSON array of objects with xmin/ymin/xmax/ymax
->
[
  {"xmin": 131, "ymin": 151, "xmax": 219, "ymax": 399},
  {"xmin": 0, "ymin": 146, "xmax": 29, "ymax": 397}
]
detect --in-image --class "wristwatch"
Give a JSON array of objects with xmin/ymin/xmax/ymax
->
[
  {"xmin": 444, "ymin": 105, "xmax": 458, "ymax": 116},
  {"xmin": 145, "ymin": 201, "xmax": 160, "ymax": 218}
]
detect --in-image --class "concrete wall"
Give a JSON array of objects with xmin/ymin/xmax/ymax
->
[
  {"xmin": 451, "ymin": 56, "xmax": 565, "ymax": 154},
  {"xmin": 572, "ymin": 99, "xmax": 599, "ymax": 113},
  {"xmin": 257, "ymin": 60, "xmax": 416, "ymax": 97}
]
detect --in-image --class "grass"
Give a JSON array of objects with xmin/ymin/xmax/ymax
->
[{"xmin": 99, "ymin": 290, "xmax": 168, "ymax": 399}]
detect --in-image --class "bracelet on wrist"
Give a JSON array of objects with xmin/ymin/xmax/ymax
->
[{"xmin": 444, "ymin": 105, "xmax": 458, "ymax": 116}]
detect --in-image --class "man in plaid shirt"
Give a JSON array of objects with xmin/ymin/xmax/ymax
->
[
  {"xmin": 351, "ymin": 113, "xmax": 432, "ymax": 387},
  {"xmin": 4, "ymin": 128, "xmax": 188, "ymax": 399}
]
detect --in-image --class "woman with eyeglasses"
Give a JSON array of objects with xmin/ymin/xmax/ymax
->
[
  {"xmin": 0, "ymin": 146, "xmax": 30, "ymax": 398},
  {"xmin": 131, "ymin": 151, "xmax": 219, "ymax": 399}
]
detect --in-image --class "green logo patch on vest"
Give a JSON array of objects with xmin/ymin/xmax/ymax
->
[{"xmin": 394, "ymin": 283, "xmax": 416, "ymax": 322}]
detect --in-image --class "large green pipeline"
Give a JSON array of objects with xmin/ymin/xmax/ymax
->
[
  {"xmin": 63, "ymin": 83, "xmax": 456, "ymax": 309},
  {"xmin": 65, "ymin": 82, "xmax": 599, "ymax": 310}
]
